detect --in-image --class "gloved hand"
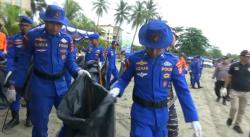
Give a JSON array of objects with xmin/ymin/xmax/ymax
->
[
  {"xmin": 192, "ymin": 121, "xmax": 202, "ymax": 137},
  {"xmin": 109, "ymin": 88, "xmax": 120, "ymax": 98},
  {"xmin": 98, "ymin": 62, "xmax": 103, "ymax": 69},
  {"xmin": 220, "ymin": 87, "xmax": 227, "ymax": 97},
  {"xmin": 78, "ymin": 69, "xmax": 91, "ymax": 78},
  {"xmin": 4, "ymin": 89, "xmax": 16, "ymax": 103}
]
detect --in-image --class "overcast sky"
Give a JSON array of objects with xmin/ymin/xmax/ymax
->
[{"xmin": 46, "ymin": 0, "xmax": 250, "ymax": 55}]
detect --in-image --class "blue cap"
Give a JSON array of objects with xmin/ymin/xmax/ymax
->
[
  {"xmin": 19, "ymin": 16, "xmax": 33, "ymax": 24},
  {"xmin": 139, "ymin": 20, "xmax": 173, "ymax": 49},
  {"xmin": 112, "ymin": 40, "xmax": 118, "ymax": 45},
  {"xmin": 40, "ymin": 5, "xmax": 68, "ymax": 25},
  {"xmin": 88, "ymin": 33, "xmax": 99, "ymax": 40}
]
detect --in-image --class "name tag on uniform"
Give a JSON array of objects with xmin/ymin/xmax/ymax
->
[
  {"xmin": 234, "ymin": 67, "xmax": 239, "ymax": 71},
  {"xmin": 248, "ymin": 68, "xmax": 250, "ymax": 71}
]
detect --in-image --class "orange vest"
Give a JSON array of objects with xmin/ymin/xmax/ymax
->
[
  {"xmin": 176, "ymin": 56, "xmax": 188, "ymax": 74},
  {"xmin": 0, "ymin": 32, "xmax": 7, "ymax": 52}
]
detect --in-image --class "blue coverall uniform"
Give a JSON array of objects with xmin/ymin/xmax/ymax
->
[
  {"xmin": 106, "ymin": 47, "xmax": 119, "ymax": 88},
  {"xmin": 190, "ymin": 58, "xmax": 202, "ymax": 87},
  {"xmin": 7, "ymin": 32, "xmax": 30, "ymax": 112},
  {"xmin": 114, "ymin": 50, "xmax": 199, "ymax": 137},
  {"xmin": 23, "ymin": 28, "xmax": 80, "ymax": 137},
  {"xmin": 83, "ymin": 44, "xmax": 105, "ymax": 63}
]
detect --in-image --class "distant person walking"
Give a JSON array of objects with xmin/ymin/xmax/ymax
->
[{"xmin": 212, "ymin": 56, "xmax": 230, "ymax": 105}]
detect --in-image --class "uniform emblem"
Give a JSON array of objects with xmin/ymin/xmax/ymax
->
[
  {"xmin": 60, "ymin": 38, "xmax": 68, "ymax": 43},
  {"xmin": 136, "ymin": 66, "xmax": 148, "ymax": 71},
  {"xmin": 60, "ymin": 49, "xmax": 67, "ymax": 53},
  {"xmin": 162, "ymin": 81, "xmax": 168, "ymax": 88},
  {"xmin": 16, "ymin": 45, "xmax": 23, "ymax": 48},
  {"xmin": 96, "ymin": 50, "xmax": 100, "ymax": 53},
  {"xmin": 136, "ymin": 60, "xmax": 147, "ymax": 65},
  {"xmin": 35, "ymin": 37, "xmax": 46, "ymax": 42},
  {"xmin": 137, "ymin": 72, "xmax": 148, "ymax": 78},
  {"xmin": 54, "ymin": 11, "xmax": 61, "ymax": 18},
  {"xmin": 234, "ymin": 67, "xmax": 239, "ymax": 71},
  {"xmin": 162, "ymin": 67, "xmax": 172, "ymax": 72},
  {"xmin": 163, "ymin": 61, "xmax": 172, "ymax": 66},
  {"xmin": 61, "ymin": 55, "xmax": 66, "ymax": 60},
  {"xmin": 163, "ymin": 73, "xmax": 170, "ymax": 78}
]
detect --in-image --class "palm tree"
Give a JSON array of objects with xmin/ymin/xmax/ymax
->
[
  {"xmin": 114, "ymin": 0, "xmax": 131, "ymax": 41},
  {"xmin": 130, "ymin": 1, "xmax": 146, "ymax": 51},
  {"xmin": 31, "ymin": 0, "xmax": 47, "ymax": 17},
  {"xmin": 0, "ymin": 4, "xmax": 21, "ymax": 35},
  {"xmin": 64, "ymin": 0, "xmax": 82, "ymax": 22},
  {"xmin": 144, "ymin": 0, "xmax": 159, "ymax": 23},
  {"xmin": 92, "ymin": 0, "xmax": 109, "ymax": 29}
]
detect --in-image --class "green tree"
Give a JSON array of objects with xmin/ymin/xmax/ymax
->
[
  {"xmin": 114, "ymin": 0, "xmax": 131, "ymax": 40},
  {"xmin": 92, "ymin": 0, "xmax": 109, "ymax": 29},
  {"xmin": 64, "ymin": 0, "xmax": 82, "ymax": 22},
  {"xmin": 207, "ymin": 47, "xmax": 223, "ymax": 58},
  {"xmin": 130, "ymin": 1, "xmax": 146, "ymax": 51},
  {"xmin": 177, "ymin": 27, "xmax": 211, "ymax": 56},
  {"xmin": 0, "ymin": 4, "xmax": 21, "ymax": 35},
  {"xmin": 144, "ymin": 0, "xmax": 158, "ymax": 23}
]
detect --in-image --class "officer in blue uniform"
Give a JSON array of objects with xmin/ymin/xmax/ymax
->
[
  {"xmin": 190, "ymin": 56, "xmax": 202, "ymax": 88},
  {"xmin": 5, "ymin": 16, "xmax": 33, "ymax": 129},
  {"xmin": 83, "ymin": 33, "xmax": 105, "ymax": 64},
  {"xmin": 105, "ymin": 40, "xmax": 119, "ymax": 89},
  {"xmin": 109, "ymin": 20, "xmax": 202, "ymax": 137},
  {"xmin": 19, "ymin": 5, "xmax": 90, "ymax": 137}
]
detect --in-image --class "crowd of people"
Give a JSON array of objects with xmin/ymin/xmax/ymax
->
[{"xmin": 0, "ymin": 4, "xmax": 249, "ymax": 137}]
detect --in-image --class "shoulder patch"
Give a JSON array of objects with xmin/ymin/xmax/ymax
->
[
  {"xmin": 163, "ymin": 61, "xmax": 172, "ymax": 66},
  {"xmin": 60, "ymin": 38, "xmax": 68, "ymax": 43}
]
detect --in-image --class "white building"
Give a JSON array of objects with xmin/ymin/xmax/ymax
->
[{"xmin": 99, "ymin": 24, "xmax": 123, "ymax": 44}]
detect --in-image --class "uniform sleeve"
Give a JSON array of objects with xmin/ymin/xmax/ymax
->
[
  {"xmin": 6, "ymin": 37, "xmax": 15, "ymax": 71},
  {"xmin": 23, "ymin": 33, "xmax": 34, "ymax": 69},
  {"xmin": 66, "ymin": 39, "xmax": 80, "ymax": 77},
  {"xmin": 172, "ymin": 62, "xmax": 199, "ymax": 122},
  {"xmin": 99, "ymin": 47, "xmax": 105, "ymax": 63},
  {"xmin": 212, "ymin": 66, "xmax": 219, "ymax": 79},
  {"xmin": 228, "ymin": 64, "xmax": 234, "ymax": 75},
  {"xmin": 113, "ymin": 56, "xmax": 135, "ymax": 96}
]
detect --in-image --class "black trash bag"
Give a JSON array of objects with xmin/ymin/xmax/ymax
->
[
  {"xmin": 82, "ymin": 60, "xmax": 100, "ymax": 82},
  {"xmin": 57, "ymin": 74, "xmax": 115, "ymax": 137}
]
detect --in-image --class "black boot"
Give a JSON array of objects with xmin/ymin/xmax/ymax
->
[
  {"xmin": 223, "ymin": 98, "xmax": 226, "ymax": 105},
  {"xmin": 197, "ymin": 82, "xmax": 203, "ymax": 88},
  {"xmin": 25, "ymin": 109, "xmax": 32, "ymax": 127},
  {"xmin": 216, "ymin": 97, "xmax": 220, "ymax": 102},
  {"xmin": 3, "ymin": 111, "xmax": 20, "ymax": 130},
  {"xmin": 233, "ymin": 125, "xmax": 243, "ymax": 134}
]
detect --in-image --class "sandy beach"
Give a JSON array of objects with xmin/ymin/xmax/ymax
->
[{"xmin": 0, "ymin": 68, "xmax": 249, "ymax": 137}]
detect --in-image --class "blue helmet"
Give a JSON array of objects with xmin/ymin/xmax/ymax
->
[
  {"xmin": 19, "ymin": 16, "xmax": 33, "ymax": 24},
  {"xmin": 40, "ymin": 5, "xmax": 68, "ymax": 25},
  {"xmin": 139, "ymin": 20, "xmax": 173, "ymax": 49},
  {"xmin": 88, "ymin": 33, "xmax": 100, "ymax": 40}
]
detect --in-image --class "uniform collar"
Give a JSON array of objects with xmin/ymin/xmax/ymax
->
[{"xmin": 43, "ymin": 28, "xmax": 61, "ymax": 37}]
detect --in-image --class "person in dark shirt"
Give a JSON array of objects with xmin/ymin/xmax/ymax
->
[{"xmin": 223, "ymin": 50, "xmax": 250, "ymax": 134}]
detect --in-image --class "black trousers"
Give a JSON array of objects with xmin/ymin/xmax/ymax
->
[
  {"xmin": 214, "ymin": 80, "xmax": 230, "ymax": 99},
  {"xmin": 167, "ymin": 83, "xmax": 178, "ymax": 137}
]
